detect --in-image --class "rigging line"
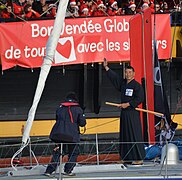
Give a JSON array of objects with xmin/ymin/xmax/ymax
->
[
  {"xmin": 79, "ymin": 150, "xmax": 98, "ymax": 163},
  {"xmin": 121, "ymin": 142, "xmax": 136, "ymax": 161},
  {"xmin": 40, "ymin": 0, "xmax": 60, "ymax": 17},
  {"xmin": 0, "ymin": 1, "xmax": 27, "ymax": 22},
  {"xmin": 66, "ymin": 9, "xmax": 76, "ymax": 19},
  {"xmin": 78, "ymin": 155, "xmax": 98, "ymax": 163},
  {"xmin": 0, "ymin": 145, "xmax": 12, "ymax": 160},
  {"xmin": 78, "ymin": 143, "xmax": 119, "ymax": 163},
  {"xmin": 19, "ymin": 120, "xmax": 119, "ymax": 142},
  {"xmin": 172, "ymin": 95, "xmax": 182, "ymax": 120},
  {"xmin": 100, "ymin": 144, "xmax": 118, "ymax": 161},
  {"xmin": 86, "ymin": 118, "xmax": 119, "ymax": 131},
  {"xmin": 99, "ymin": 143, "xmax": 117, "ymax": 152},
  {"xmin": 91, "ymin": 0, "xmax": 110, "ymax": 17},
  {"xmin": 136, "ymin": 0, "xmax": 142, "ymax": 10},
  {"xmin": 169, "ymin": 11, "xmax": 178, "ymax": 64}
]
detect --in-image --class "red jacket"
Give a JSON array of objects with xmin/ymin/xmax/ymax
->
[
  {"xmin": 25, "ymin": 11, "xmax": 40, "ymax": 18},
  {"xmin": 13, "ymin": 1, "xmax": 26, "ymax": 16},
  {"xmin": 93, "ymin": 9, "xmax": 106, "ymax": 16},
  {"xmin": 1, "ymin": 11, "xmax": 12, "ymax": 18},
  {"xmin": 107, "ymin": 8, "xmax": 118, "ymax": 16}
]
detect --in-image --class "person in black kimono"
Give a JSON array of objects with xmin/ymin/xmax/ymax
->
[
  {"xmin": 44, "ymin": 92, "xmax": 86, "ymax": 177},
  {"xmin": 103, "ymin": 58, "xmax": 145, "ymax": 165}
]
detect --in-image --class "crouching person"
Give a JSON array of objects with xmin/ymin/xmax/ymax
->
[{"xmin": 44, "ymin": 92, "xmax": 86, "ymax": 177}]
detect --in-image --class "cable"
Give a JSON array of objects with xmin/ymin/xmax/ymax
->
[{"xmin": 11, "ymin": 138, "xmax": 30, "ymax": 171}]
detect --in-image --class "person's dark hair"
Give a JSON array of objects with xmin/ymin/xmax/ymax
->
[
  {"xmin": 126, "ymin": 65, "xmax": 135, "ymax": 72},
  {"xmin": 65, "ymin": 92, "xmax": 78, "ymax": 102},
  {"xmin": 24, "ymin": 4, "xmax": 32, "ymax": 14},
  {"xmin": 32, "ymin": 1, "xmax": 43, "ymax": 14}
]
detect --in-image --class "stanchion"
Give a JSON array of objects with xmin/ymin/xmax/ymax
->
[
  {"xmin": 58, "ymin": 143, "xmax": 63, "ymax": 180},
  {"xmin": 96, "ymin": 134, "xmax": 99, "ymax": 165}
]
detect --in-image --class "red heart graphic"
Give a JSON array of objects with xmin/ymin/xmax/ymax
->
[{"xmin": 56, "ymin": 40, "xmax": 72, "ymax": 59}]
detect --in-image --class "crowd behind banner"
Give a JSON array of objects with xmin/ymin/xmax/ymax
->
[{"xmin": 0, "ymin": 0, "xmax": 181, "ymax": 20}]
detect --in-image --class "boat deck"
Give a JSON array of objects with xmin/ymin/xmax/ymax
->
[{"xmin": 1, "ymin": 161, "xmax": 182, "ymax": 180}]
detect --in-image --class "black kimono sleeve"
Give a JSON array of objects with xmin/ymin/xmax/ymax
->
[{"xmin": 106, "ymin": 69, "xmax": 122, "ymax": 91}]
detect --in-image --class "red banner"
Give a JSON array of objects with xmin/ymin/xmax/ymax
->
[{"xmin": 0, "ymin": 14, "xmax": 171, "ymax": 70}]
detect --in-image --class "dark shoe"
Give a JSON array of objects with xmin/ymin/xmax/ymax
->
[
  {"xmin": 44, "ymin": 171, "xmax": 55, "ymax": 177},
  {"xmin": 44, "ymin": 172, "xmax": 51, "ymax": 177},
  {"xmin": 124, "ymin": 161, "xmax": 132, "ymax": 165},
  {"xmin": 62, "ymin": 172, "xmax": 76, "ymax": 176},
  {"xmin": 132, "ymin": 160, "xmax": 143, "ymax": 165}
]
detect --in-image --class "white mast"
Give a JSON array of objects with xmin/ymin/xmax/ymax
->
[{"xmin": 11, "ymin": 0, "xmax": 69, "ymax": 170}]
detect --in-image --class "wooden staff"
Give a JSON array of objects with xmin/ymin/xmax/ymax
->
[{"xmin": 105, "ymin": 102, "xmax": 164, "ymax": 117}]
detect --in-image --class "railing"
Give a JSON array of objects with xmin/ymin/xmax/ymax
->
[{"xmin": 0, "ymin": 135, "xmax": 182, "ymax": 179}]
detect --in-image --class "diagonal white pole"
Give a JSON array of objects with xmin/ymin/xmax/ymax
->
[
  {"xmin": 22, "ymin": 0, "xmax": 69, "ymax": 144},
  {"xmin": 11, "ymin": 0, "xmax": 69, "ymax": 171}
]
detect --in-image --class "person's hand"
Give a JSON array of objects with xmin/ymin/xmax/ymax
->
[
  {"xmin": 103, "ymin": 58, "xmax": 109, "ymax": 71},
  {"xmin": 118, "ymin": 103, "xmax": 130, "ymax": 109},
  {"xmin": 80, "ymin": 126, "xmax": 86, "ymax": 134},
  {"xmin": 103, "ymin": 58, "xmax": 107, "ymax": 67}
]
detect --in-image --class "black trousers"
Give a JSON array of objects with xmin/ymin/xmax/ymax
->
[{"xmin": 45, "ymin": 143, "xmax": 79, "ymax": 174}]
